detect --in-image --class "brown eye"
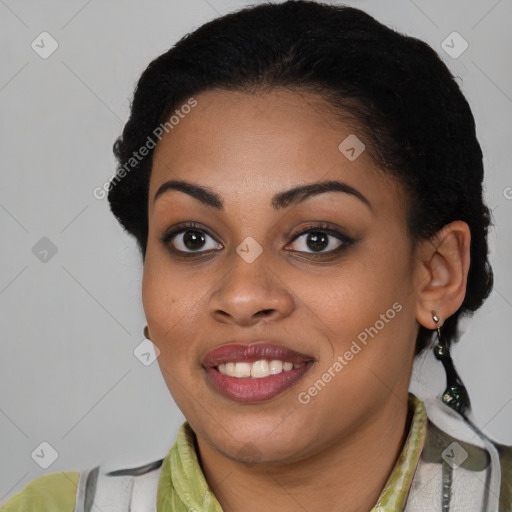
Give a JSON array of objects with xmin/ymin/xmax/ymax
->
[
  {"xmin": 160, "ymin": 222, "xmax": 223, "ymax": 255},
  {"xmin": 288, "ymin": 230, "xmax": 345, "ymax": 254},
  {"xmin": 287, "ymin": 223, "xmax": 355, "ymax": 255},
  {"xmin": 170, "ymin": 229, "xmax": 222, "ymax": 253},
  {"xmin": 288, "ymin": 231, "xmax": 342, "ymax": 252}
]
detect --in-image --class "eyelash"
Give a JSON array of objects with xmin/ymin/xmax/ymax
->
[{"xmin": 159, "ymin": 221, "xmax": 355, "ymax": 259}]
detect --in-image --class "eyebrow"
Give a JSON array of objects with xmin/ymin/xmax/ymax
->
[{"xmin": 154, "ymin": 179, "xmax": 371, "ymax": 211}]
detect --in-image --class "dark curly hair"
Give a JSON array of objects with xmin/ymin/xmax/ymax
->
[{"xmin": 108, "ymin": 0, "xmax": 493, "ymax": 411}]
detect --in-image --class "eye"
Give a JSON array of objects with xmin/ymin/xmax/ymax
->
[
  {"xmin": 160, "ymin": 222, "xmax": 354, "ymax": 257},
  {"xmin": 161, "ymin": 222, "xmax": 223, "ymax": 254},
  {"xmin": 287, "ymin": 224, "xmax": 354, "ymax": 254}
]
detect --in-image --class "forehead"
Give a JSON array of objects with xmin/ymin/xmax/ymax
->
[
  {"xmin": 152, "ymin": 88, "xmax": 356, "ymax": 180},
  {"xmin": 149, "ymin": 88, "xmax": 405, "ymax": 218}
]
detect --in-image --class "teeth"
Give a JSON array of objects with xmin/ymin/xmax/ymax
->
[
  {"xmin": 269, "ymin": 360, "xmax": 283, "ymax": 374},
  {"xmin": 251, "ymin": 360, "xmax": 269, "ymax": 378},
  {"xmin": 217, "ymin": 360, "xmax": 304, "ymax": 378},
  {"xmin": 234, "ymin": 362, "xmax": 251, "ymax": 378}
]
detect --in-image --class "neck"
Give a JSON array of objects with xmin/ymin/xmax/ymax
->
[{"xmin": 195, "ymin": 393, "xmax": 412, "ymax": 512}]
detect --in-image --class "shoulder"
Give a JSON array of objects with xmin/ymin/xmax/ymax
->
[
  {"xmin": 496, "ymin": 442, "xmax": 512, "ymax": 510},
  {"xmin": 0, "ymin": 471, "xmax": 80, "ymax": 512},
  {"xmin": 0, "ymin": 456, "xmax": 167, "ymax": 512},
  {"xmin": 0, "ymin": 457, "xmax": 165, "ymax": 512},
  {"xmin": 421, "ymin": 414, "xmax": 512, "ymax": 511}
]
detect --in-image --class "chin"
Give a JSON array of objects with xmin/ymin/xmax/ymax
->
[
  {"xmin": 200, "ymin": 414, "xmax": 313, "ymax": 464},
  {"xmin": 226, "ymin": 436, "xmax": 308, "ymax": 466}
]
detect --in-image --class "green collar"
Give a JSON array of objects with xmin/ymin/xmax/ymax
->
[{"xmin": 371, "ymin": 394, "xmax": 427, "ymax": 511}]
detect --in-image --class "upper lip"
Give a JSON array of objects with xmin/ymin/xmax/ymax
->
[{"xmin": 202, "ymin": 341, "xmax": 314, "ymax": 368}]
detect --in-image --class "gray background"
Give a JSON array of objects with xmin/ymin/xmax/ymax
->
[{"xmin": 1, "ymin": 0, "xmax": 511, "ymax": 501}]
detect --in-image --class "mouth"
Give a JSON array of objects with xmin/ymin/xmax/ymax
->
[{"xmin": 202, "ymin": 342, "xmax": 315, "ymax": 403}]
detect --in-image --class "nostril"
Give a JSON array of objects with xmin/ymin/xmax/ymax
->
[{"xmin": 257, "ymin": 309, "xmax": 275, "ymax": 317}]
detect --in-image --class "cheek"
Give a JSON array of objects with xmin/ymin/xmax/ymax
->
[
  {"xmin": 141, "ymin": 252, "xmax": 197, "ymax": 358},
  {"xmin": 142, "ymin": 241, "xmax": 200, "ymax": 322},
  {"xmin": 310, "ymin": 232, "xmax": 417, "ymax": 387},
  {"xmin": 142, "ymin": 256, "xmax": 207, "ymax": 412},
  {"xmin": 315, "ymin": 233, "xmax": 413, "ymax": 333}
]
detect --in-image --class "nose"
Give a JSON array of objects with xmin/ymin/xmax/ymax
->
[{"xmin": 208, "ymin": 249, "xmax": 295, "ymax": 327}]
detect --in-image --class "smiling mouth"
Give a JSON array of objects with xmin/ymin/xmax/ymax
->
[{"xmin": 202, "ymin": 342, "xmax": 315, "ymax": 403}]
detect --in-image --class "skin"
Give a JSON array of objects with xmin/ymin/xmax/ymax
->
[{"xmin": 142, "ymin": 88, "xmax": 470, "ymax": 512}]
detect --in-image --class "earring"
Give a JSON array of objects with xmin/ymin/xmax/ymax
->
[
  {"xmin": 432, "ymin": 311, "xmax": 469, "ymax": 415},
  {"xmin": 143, "ymin": 325, "xmax": 150, "ymax": 340}
]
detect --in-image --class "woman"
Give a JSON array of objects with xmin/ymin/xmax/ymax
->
[{"xmin": 2, "ymin": 1, "xmax": 510, "ymax": 511}]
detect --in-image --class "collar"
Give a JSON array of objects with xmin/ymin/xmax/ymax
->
[
  {"xmin": 157, "ymin": 393, "xmax": 428, "ymax": 512},
  {"xmin": 371, "ymin": 393, "xmax": 428, "ymax": 511}
]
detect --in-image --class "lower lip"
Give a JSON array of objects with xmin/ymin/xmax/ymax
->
[{"xmin": 204, "ymin": 362, "xmax": 313, "ymax": 403}]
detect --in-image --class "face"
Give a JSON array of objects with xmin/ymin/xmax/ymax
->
[{"xmin": 142, "ymin": 88, "xmax": 421, "ymax": 465}]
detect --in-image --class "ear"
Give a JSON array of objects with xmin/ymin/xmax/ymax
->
[{"xmin": 414, "ymin": 221, "xmax": 471, "ymax": 328}]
